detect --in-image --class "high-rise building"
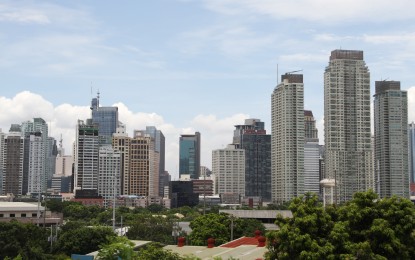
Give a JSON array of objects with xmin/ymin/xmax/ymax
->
[
  {"xmin": 212, "ymin": 144, "xmax": 245, "ymax": 196},
  {"xmin": 374, "ymin": 81, "xmax": 409, "ymax": 198},
  {"xmin": 324, "ymin": 50, "xmax": 374, "ymax": 203},
  {"xmin": 271, "ymin": 73, "xmax": 304, "ymax": 203},
  {"xmin": 21, "ymin": 118, "xmax": 54, "ymax": 194},
  {"xmin": 0, "ymin": 129, "xmax": 5, "ymax": 194},
  {"xmin": 137, "ymin": 127, "xmax": 166, "ymax": 197},
  {"xmin": 2, "ymin": 125, "xmax": 24, "ymax": 195},
  {"xmin": 91, "ymin": 93, "xmax": 119, "ymax": 144},
  {"xmin": 409, "ymin": 122, "xmax": 415, "ymax": 185},
  {"xmin": 98, "ymin": 146, "xmax": 121, "ymax": 207},
  {"xmin": 233, "ymin": 119, "xmax": 271, "ymax": 201},
  {"xmin": 304, "ymin": 110, "xmax": 320, "ymax": 194},
  {"xmin": 179, "ymin": 132, "xmax": 201, "ymax": 180},
  {"xmin": 129, "ymin": 131, "xmax": 159, "ymax": 196},
  {"xmin": 74, "ymin": 120, "xmax": 99, "ymax": 191},
  {"xmin": 25, "ymin": 132, "xmax": 45, "ymax": 194},
  {"xmin": 112, "ymin": 124, "xmax": 131, "ymax": 195}
]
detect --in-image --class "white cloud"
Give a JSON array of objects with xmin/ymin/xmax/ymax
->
[
  {"xmin": 202, "ymin": 0, "xmax": 415, "ymax": 23},
  {"xmin": 0, "ymin": 92, "xmax": 252, "ymax": 181},
  {"xmin": 178, "ymin": 25, "xmax": 276, "ymax": 56}
]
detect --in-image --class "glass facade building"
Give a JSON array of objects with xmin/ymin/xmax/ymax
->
[
  {"xmin": 374, "ymin": 81, "xmax": 409, "ymax": 198},
  {"xmin": 233, "ymin": 119, "xmax": 271, "ymax": 201},
  {"xmin": 179, "ymin": 132, "xmax": 201, "ymax": 180},
  {"xmin": 91, "ymin": 97, "xmax": 118, "ymax": 144}
]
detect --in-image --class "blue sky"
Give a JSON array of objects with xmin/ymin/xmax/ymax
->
[{"xmin": 1, "ymin": 0, "xmax": 415, "ymax": 179}]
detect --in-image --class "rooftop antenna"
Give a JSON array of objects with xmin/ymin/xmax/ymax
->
[{"xmin": 277, "ymin": 64, "xmax": 279, "ymax": 84}]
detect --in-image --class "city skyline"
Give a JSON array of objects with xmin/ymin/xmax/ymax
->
[{"xmin": 2, "ymin": 1, "xmax": 415, "ymax": 178}]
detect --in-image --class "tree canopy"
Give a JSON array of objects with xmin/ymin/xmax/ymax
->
[
  {"xmin": 188, "ymin": 213, "xmax": 265, "ymax": 246},
  {"xmin": 266, "ymin": 191, "xmax": 415, "ymax": 259}
]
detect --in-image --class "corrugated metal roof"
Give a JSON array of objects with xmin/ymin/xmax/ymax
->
[{"xmin": 0, "ymin": 202, "xmax": 44, "ymax": 211}]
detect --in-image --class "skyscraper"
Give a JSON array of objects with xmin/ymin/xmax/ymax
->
[
  {"xmin": 140, "ymin": 126, "xmax": 165, "ymax": 196},
  {"xmin": 74, "ymin": 120, "xmax": 99, "ymax": 191},
  {"xmin": 112, "ymin": 124, "xmax": 131, "ymax": 195},
  {"xmin": 129, "ymin": 131, "xmax": 159, "ymax": 196},
  {"xmin": 98, "ymin": 146, "xmax": 121, "ymax": 207},
  {"xmin": 2, "ymin": 125, "xmax": 24, "ymax": 195},
  {"xmin": 409, "ymin": 122, "xmax": 415, "ymax": 185},
  {"xmin": 304, "ymin": 110, "xmax": 320, "ymax": 194},
  {"xmin": 374, "ymin": 81, "xmax": 409, "ymax": 198},
  {"xmin": 179, "ymin": 132, "xmax": 201, "ymax": 180},
  {"xmin": 91, "ymin": 93, "xmax": 119, "ymax": 144},
  {"xmin": 324, "ymin": 50, "xmax": 374, "ymax": 203},
  {"xmin": 271, "ymin": 73, "xmax": 304, "ymax": 203},
  {"xmin": 233, "ymin": 119, "xmax": 271, "ymax": 201}
]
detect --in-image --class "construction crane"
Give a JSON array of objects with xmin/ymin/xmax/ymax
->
[{"xmin": 285, "ymin": 69, "xmax": 303, "ymax": 75}]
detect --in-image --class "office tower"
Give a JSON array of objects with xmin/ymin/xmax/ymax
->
[
  {"xmin": 271, "ymin": 73, "xmax": 305, "ymax": 203},
  {"xmin": 129, "ymin": 131, "xmax": 158, "ymax": 196},
  {"xmin": 409, "ymin": 122, "xmax": 415, "ymax": 186},
  {"xmin": 2, "ymin": 125, "xmax": 24, "ymax": 195},
  {"xmin": 112, "ymin": 124, "xmax": 131, "ymax": 195},
  {"xmin": 90, "ymin": 93, "xmax": 119, "ymax": 144},
  {"xmin": 21, "ymin": 118, "xmax": 53, "ymax": 194},
  {"xmin": 0, "ymin": 129, "xmax": 5, "ymax": 194},
  {"xmin": 169, "ymin": 180, "xmax": 199, "ymax": 208},
  {"xmin": 98, "ymin": 146, "xmax": 121, "ymax": 207},
  {"xmin": 212, "ymin": 144, "xmax": 245, "ymax": 196},
  {"xmin": 137, "ymin": 127, "xmax": 166, "ymax": 197},
  {"xmin": 374, "ymin": 81, "xmax": 409, "ymax": 198},
  {"xmin": 179, "ymin": 132, "xmax": 201, "ymax": 179},
  {"xmin": 304, "ymin": 110, "xmax": 320, "ymax": 194},
  {"xmin": 324, "ymin": 50, "xmax": 374, "ymax": 203},
  {"xmin": 233, "ymin": 119, "xmax": 271, "ymax": 201},
  {"xmin": 74, "ymin": 120, "xmax": 99, "ymax": 191},
  {"xmin": 25, "ymin": 132, "xmax": 45, "ymax": 194}
]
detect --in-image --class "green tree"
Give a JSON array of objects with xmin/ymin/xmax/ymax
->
[
  {"xmin": 188, "ymin": 213, "xmax": 230, "ymax": 246},
  {"xmin": 97, "ymin": 236, "xmax": 138, "ymax": 260},
  {"xmin": 136, "ymin": 243, "xmax": 183, "ymax": 260},
  {"xmin": 127, "ymin": 215, "xmax": 175, "ymax": 244},
  {"xmin": 54, "ymin": 224, "xmax": 116, "ymax": 255},
  {"xmin": 0, "ymin": 220, "xmax": 50, "ymax": 260},
  {"xmin": 265, "ymin": 191, "xmax": 415, "ymax": 259}
]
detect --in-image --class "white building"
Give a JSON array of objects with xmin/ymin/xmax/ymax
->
[
  {"xmin": 98, "ymin": 146, "xmax": 121, "ymax": 208},
  {"xmin": 324, "ymin": 50, "xmax": 374, "ymax": 203},
  {"xmin": 74, "ymin": 120, "xmax": 99, "ymax": 191},
  {"xmin": 271, "ymin": 73, "xmax": 305, "ymax": 203},
  {"xmin": 27, "ymin": 132, "xmax": 45, "ymax": 194},
  {"xmin": 212, "ymin": 144, "xmax": 245, "ymax": 196}
]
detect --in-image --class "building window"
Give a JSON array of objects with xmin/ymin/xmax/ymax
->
[
  {"xmin": 21, "ymin": 213, "xmax": 26, "ymax": 218},
  {"xmin": 32, "ymin": 213, "xmax": 37, "ymax": 217},
  {"xmin": 0, "ymin": 214, "xmax": 3, "ymax": 217},
  {"xmin": 10, "ymin": 214, "xmax": 15, "ymax": 218}
]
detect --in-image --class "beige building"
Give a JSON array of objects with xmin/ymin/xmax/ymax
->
[
  {"xmin": 112, "ymin": 125, "xmax": 131, "ymax": 195},
  {"xmin": 271, "ymin": 73, "xmax": 305, "ymax": 203},
  {"xmin": 129, "ymin": 131, "xmax": 159, "ymax": 197}
]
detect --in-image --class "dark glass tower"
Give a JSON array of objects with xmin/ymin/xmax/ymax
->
[
  {"xmin": 233, "ymin": 119, "xmax": 271, "ymax": 201},
  {"xmin": 179, "ymin": 132, "xmax": 201, "ymax": 180},
  {"xmin": 91, "ymin": 93, "xmax": 118, "ymax": 144}
]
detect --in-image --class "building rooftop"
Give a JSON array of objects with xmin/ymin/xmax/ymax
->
[
  {"xmin": 164, "ymin": 244, "xmax": 267, "ymax": 260},
  {"xmin": 0, "ymin": 202, "xmax": 44, "ymax": 211}
]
